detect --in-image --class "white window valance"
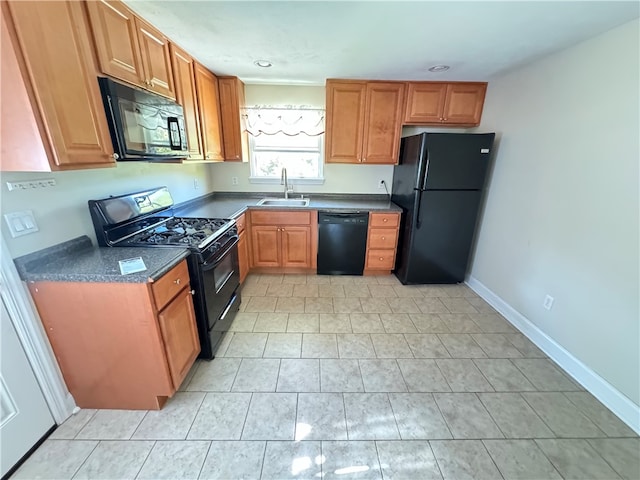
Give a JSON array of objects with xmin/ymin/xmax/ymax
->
[{"xmin": 241, "ymin": 106, "xmax": 325, "ymax": 137}]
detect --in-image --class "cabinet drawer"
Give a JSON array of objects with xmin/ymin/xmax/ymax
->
[
  {"xmin": 235, "ymin": 213, "xmax": 246, "ymax": 233},
  {"xmin": 366, "ymin": 249, "xmax": 396, "ymax": 270},
  {"xmin": 152, "ymin": 260, "xmax": 189, "ymax": 310},
  {"xmin": 368, "ymin": 229, "xmax": 398, "ymax": 249},
  {"xmin": 369, "ymin": 213, "xmax": 399, "ymax": 228},
  {"xmin": 250, "ymin": 210, "xmax": 312, "ymax": 226}
]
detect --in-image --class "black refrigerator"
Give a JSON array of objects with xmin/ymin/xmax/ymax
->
[{"xmin": 391, "ymin": 132, "xmax": 495, "ymax": 284}]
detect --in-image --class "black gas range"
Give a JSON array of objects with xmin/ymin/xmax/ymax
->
[{"xmin": 89, "ymin": 187, "xmax": 240, "ymax": 359}]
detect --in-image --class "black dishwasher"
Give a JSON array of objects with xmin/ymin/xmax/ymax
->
[{"xmin": 317, "ymin": 211, "xmax": 369, "ymax": 275}]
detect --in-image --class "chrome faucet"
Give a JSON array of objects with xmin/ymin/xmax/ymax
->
[{"xmin": 281, "ymin": 167, "xmax": 293, "ymax": 199}]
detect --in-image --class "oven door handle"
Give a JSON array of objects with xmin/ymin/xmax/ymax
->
[{"xmin": 202, "ymin": 235, "xmax": 239, "ymax": 270}]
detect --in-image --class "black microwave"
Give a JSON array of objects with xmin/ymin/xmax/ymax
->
[{"xmin": 98, "ymin": 77, "xmax": 188, "ymax": 161}]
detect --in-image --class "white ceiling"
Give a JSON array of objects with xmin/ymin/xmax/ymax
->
[{"xmin": 124, "ymin": 1, "xmax": 639, "ymax": 85}]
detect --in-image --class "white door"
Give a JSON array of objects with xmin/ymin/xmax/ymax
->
[{"xmin": 1, "ymin": 298, "xmax": 55, "ymax": 477}]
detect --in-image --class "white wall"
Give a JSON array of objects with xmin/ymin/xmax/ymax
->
[
  {"xmin": 471, "ymin": 19, "xmax": 639, "ymax": 405},
  {"xmin": 208, "ymin": 84, "xmax": 394, "ymax": 194},
  {"xmin": 1, "ymin": 162, "xmax": 213, "ymax": 258}
]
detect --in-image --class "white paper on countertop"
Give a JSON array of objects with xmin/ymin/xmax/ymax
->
[{"xmin": 118, "ymin": 257, "xmax": 147, "ymax": 275}]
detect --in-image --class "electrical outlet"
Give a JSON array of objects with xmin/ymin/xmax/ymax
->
[
  {"xmin": 6, "ymin": 179, "xmax": 56, "ymax": 191},
  {"xmin": 232, "ymin": 176, "xmax": 239, "ymax": 185},
  {"xmin": 378, "ymin": 180, "xmax": 385, "ymax": 189},
  {"xmin": 543, "ymin": 294, "xmax": 554, "ymax": 310},
  {"xmin": 193, "ymin": 179, "xmax": 199, "ymax": 190}
]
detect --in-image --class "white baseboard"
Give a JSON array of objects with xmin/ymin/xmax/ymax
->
[{"xmin": 466, "ymin": 275, "xmax": 640, "ymax": 435}]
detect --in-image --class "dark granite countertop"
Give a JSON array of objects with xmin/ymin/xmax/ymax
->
[
  {"xmin": 14, "ymin": 236, "xmax": 190, "ymax": 284},
  {"xmin": 173, "ymin": 192, "xmax": 402, "ymax": 219}
]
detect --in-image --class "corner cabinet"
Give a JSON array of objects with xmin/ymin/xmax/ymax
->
[
  {"xmin": 86, "ymin": 0, "xmax": 175, "ymax": 99},
  {"xmin": 1, "ymin": 1, "xmax": 115, "ymax": 172},
  {"xmin": 28, "ymin": 260, "xmax": 199, "ymax": 410},
  {"xmin": 248, "ymin": 210, "xmax": 317, "ymax": 271},
  {"xmin": 325, "ymin": 80, "xmax": 405, "ymax": 165},
  {"xmin": 404, "ymin": 82, "xmax": 487, "ymax": 126}
]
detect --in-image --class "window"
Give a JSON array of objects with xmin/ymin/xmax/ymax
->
[
  {"xmin": 249, "ymin": 132, "xmax": 323, "ymax": 183},
  {"xmin": 244, "ymin": 106, "xmax": 325, "ymax": 183}
]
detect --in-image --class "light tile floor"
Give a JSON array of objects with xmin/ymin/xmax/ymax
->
[{"xmin": 13, "ymin": 274, "xmax": 639, "ymax": 480}]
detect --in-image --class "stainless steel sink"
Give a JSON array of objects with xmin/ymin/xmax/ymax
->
[{"xmin": 256, "ymin": 197, "xmax": 310, "ymax": 207}]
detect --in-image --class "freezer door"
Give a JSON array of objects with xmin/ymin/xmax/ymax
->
[
  {"xmin": 422, "ymin": 133, "xmax": 494, "ymax": 191},
  {"xmin": 391, "ymin": 133, "xmax": 427, "ymax": 209},
  {"xmin": 396, "ymin": 190, "xmax": 483, "ymax": 284}
]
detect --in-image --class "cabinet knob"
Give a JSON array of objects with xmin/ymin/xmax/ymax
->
[
  {"xmin": 379, "ymin": 257, "xmax": 384, "ymax": 261},
  {"xmin": 383, "ymin": 218, "xmax": 388, "ymax": 222},
  {"xmin": 111, "ymin": 153, "xmax": 120, "ymax": 160},
  {"xmin": 174, "ymin": 278, "xmax": 181, "ymax": 285},
  {"xmin": 381, "ymin": 236, "xmax": 386, "ymax": 240},
  {"xmin": 190, "ymin": 289, "xmax": 195, "ymax": 295},
  {"xmin": 362, "ymin": 158, "xmax": 366, "ymax": 162}
]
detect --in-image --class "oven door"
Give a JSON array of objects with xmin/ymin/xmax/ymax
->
[{"xmin": 200, "ymin": 237, "xmax": 240, "ymax": 333}]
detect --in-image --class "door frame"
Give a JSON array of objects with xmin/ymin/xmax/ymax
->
[{"xmin": 1, "ymin": 236, "xmax": 75, "ymax": 424}]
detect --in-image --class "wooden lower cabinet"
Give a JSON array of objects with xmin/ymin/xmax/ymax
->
[
  {"xmin": 28, "ymin": 260, "xmax": 199, "ymax": 410},
  {"xmin": 364, "ymin": 212, "xmax": 401, "ymax": 274},
  {"xmin": 248, "ymin": 210, "xmax": 316, "ymax": 272},
  {"xmin": 235, "ymin": 213, "xmax": 250, "ymax": 283}
]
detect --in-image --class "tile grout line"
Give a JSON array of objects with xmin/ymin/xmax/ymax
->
[
  {"xmin": 195, "ymin": 440, "xmax": 214, "ymax": 480},
  {"xmin": 132, "ymin": 439, "xmax": 156, "ymax": 479},
  {"xmin": 68, "ymin": 439, "xmax": 101, "ymax": 479},
  {"xmin": 184, "ymin": 391, "xmax": 209, "ymax": 440}
]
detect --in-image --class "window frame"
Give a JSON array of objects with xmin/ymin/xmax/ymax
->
[{"xmin": 248, "ymin": 132, "xmax": 325, "ymax": 185}]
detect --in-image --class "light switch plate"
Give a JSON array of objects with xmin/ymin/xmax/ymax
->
[{"xmin": 4, "ymin": 210, "xmax": 39, "ymax": 238}]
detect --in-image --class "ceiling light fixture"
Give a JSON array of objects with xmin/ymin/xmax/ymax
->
[
  {"xmin": 428, "ymin": 64, "xmax": 450, "ymax": 72},
  {"xmin": 254, "ymin": 60, "xmax": 273, "ymax": 68}
]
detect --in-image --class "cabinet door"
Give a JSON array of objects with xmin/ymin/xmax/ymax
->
[
  {"xmin": 157, "ymin": 288, "xmax": 200, "ymax": 390},
  {"xmin": 5, "ymin": 1, "xmax": 115, "ymax": 170},
  {"xmin": 403, "ymin": 82, "xmax": 447, "ymax": 124},
  {"xmin": 195, "ymin": 63, "xmax": 224, "ymax": 161},
  {"xmin": 281, "ymin": 226, "xmax": 311, "ymax": 268},
  {"xmin": 85, "ymin": 0, "xmax": 145, "ymax": 88},
  {"xmin": 251, "ymin": 226, "xmax": 280, "ymax": 268},
  {"xmin": 170, "ymin": 44, "xmax": 202, "ymax": 159},
  {"xmin": 361, "ymin": 82, "xmax": 405, "ymax": 164},
  {"xmin": 1, "ymin": 6, "xmax": 50, "ymax": 172},
  {"xmin": 135, "ymin": 16, "xmax": 175, "ymax": 99},
  {"xmin": 218, "ymin": 77, "xmax": 248, "ymax": 161},
  {"xmin": 443, "ymin": 83, "xmax": 487, "ymax": 125},
  {"xmin": 238, "ymin": 230, "xmax": 249, "ymax": 283},
  {"xmin": 325, "ymin": 80, "xmax": 366, "ymax": 163}
]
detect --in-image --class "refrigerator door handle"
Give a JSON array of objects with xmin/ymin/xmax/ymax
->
[
  {"xmin": 415, "ymin": 146, "xmax": 428, "ymax": 190},
  {"xmin": 421, "ymin": 147, "xmax": 430, "ymax": 191},
  {"xmin": 414, "ymin": 190, "xmax": 423, "ymax": 229}
]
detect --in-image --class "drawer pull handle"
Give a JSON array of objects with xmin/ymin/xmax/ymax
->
[{"xmin": 174, "ymin": 278, "xmax": 181, "ymax": 285}]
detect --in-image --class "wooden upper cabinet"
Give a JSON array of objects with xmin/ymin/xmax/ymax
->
[
  {"xmin": 86, "ymin": 0, "xmax": 175, "ymax": 99},
  {"xmin": 134, "ymin": 16, "xmax": 175, "ymax": 99},
  {"xmin": 325, "ymin": 80, "xmax": 366, "ymax": 164},
  {"xmin": 325, "ymin": 80, "xmax": 404, "ymax": 165},
  {"xmin": 404, "ymin": 81, "xmax": 487, "ymax": 126},
  {"xmin": 2, "ymin": 1, "xmax": 115, "ymax": 171},
  {"xmin": 361, "ymin": 82, "xmax": 405, "ymax": 164},
  {"xmin": 443, "ymin": 83, "xmax": 487, "ymax": 125},
  {"xmin": 194, "ymin": 63, "xmax": 224, "ymax": 161},
  {"xmin": 170, "ymin": 44, "xmax": 202, "ymax": 159},
  {"xmin": 403, "ymin": 82, "xmax": 447, "ymax": 124},
  {"xmin": 218, "ymin": 76, "xmax": 249, "ymax": 162},
  {"xmin": 85, "ymin": 0, "xmax": 145, "ymax": 87}
]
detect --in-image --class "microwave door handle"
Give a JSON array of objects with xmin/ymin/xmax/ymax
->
[{"xmin": 167, "ymin": 117, "xmax": 181, "ymax": 150}]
